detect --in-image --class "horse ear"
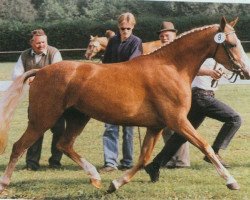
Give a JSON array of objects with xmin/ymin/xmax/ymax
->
[
  {"xmin": 229, "ymin": 17, "xmax": 239, "ymax": 27},
  {"xmin": 220, "ymin": 16, "xmax": 227, "ymax": 30}
]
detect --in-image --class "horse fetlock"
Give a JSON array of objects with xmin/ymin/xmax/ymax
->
[
  {"xmin": 0, "ymin": 177, "xmax": 9, "ymax": 194},
  {"xmin": 0, "ymin": 176, "xmax": 10, "ymax": 186}
]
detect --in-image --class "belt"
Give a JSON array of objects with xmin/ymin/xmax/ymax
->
[{"xmin": 192, "ymin": 87, "xmax": 215, "ymax": 97}]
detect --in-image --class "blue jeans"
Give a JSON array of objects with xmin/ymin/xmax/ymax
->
[
  {"xmin": 103, "ymin": 124, "xmax": 134, "ymax": 168},
  {"xmin": 152, "ymin": 88, "xmax": 242, "ymax": 168}
]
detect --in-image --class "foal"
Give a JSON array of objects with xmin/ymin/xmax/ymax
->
[{"xmin": 0, "ymin": 17, "xmax": 250, "ymax": 193}]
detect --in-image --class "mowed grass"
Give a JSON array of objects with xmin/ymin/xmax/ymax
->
[{"xmin": 0, "ymin": 62, "xmax": 250, "ymax": 199}]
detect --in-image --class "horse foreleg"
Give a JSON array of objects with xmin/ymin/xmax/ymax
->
[
  {"xmin": 0, "ymin": 125, "xmax": 44, "ymax": 193},
  {"xmin": 177, "ymin": 118, "xmax": 239, "ymax": 190},
  {"xmin": 108, "ymin": 128, "xmax": 161, "ymax": 193},
  {"xmin": 57, "ymin": 111, "xmax": 101, "ymax": 189}
]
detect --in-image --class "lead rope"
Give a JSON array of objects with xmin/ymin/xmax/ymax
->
[
  {"xmin": 211, "ymin": 62, "xmax": 238, "ymax": 88},
  {"xmin": 211, "ymin": 62, "xmax": 219, "ymax": 88},
  {"xmin": 138, "ymin": 126, "xmax": 142, "ymax": 151}
]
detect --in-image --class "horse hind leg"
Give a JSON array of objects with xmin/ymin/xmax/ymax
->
[
  {"xmin": 0, "ymin": 124, "xmax": 45, "ymax": 193},
  {"xmin": 108, "ymin": 128, "xmax": 161, "ymax": 193},
  {"xmin": 176, "ymin": 118, "xmax": 239, "ymax": 190},
  {"xmin": 56, "ymin": 109, "xmax": 101, "ymax": 189}
]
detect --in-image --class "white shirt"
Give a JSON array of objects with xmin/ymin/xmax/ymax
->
[
  {"xmin": 192, "ymin": 58, "xmax": 224, "ymax": 91},
  {"xmin": 12, "ymin": 50, "xmax": 62, "ymax": 80}
]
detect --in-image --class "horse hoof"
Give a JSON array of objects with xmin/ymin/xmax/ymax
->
[
  {"xmin": 227, "ymin": 182, "xmax": 240, "ymax": 190},
  {"xmin": 0, "ymin": 184, "xmax": 7, "ymax": 194},
  {"xmin": 90, "ymin": 178, "xmax": 102, "ymax": 189},
  {"xmin": 107, "ymin": 180, "xmax": 118, "ymax": 193}
]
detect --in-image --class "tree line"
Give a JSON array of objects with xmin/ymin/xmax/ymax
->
[{"xmin": 1, "ymin": 0, "xmax": 249, "ymax": 23}]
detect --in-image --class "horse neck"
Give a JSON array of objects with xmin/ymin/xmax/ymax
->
[{"xmin": 153, "ymin": 25, "xmax": 218, "ymax": 81}]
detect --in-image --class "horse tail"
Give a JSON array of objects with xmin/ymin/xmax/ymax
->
[{"xmin": 0, "ymin": 69, "xmax": 39, "ymax": 154}]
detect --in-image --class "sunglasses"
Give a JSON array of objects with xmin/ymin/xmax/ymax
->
[{"xmin": 120, "ymin": 27, "xmax": 132, "ymax": 31}]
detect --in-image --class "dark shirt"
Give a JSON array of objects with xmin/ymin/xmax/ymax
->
[{"xmin": 102, "ymin": 32, "xmax": 142, "ymax": 63}]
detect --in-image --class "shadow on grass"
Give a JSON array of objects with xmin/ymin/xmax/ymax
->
[{"xmin": 5, "ymin": 176, "xmax": 144, "ymax": 199}]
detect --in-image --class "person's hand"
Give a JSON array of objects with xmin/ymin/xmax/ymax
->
[
  {"xmin": 28, "ymin": 77, "xmax": 35, "ymax": 85},
  {"xmin": 209, "ymin": 68, "xmax": 223, "ymax": 80}
]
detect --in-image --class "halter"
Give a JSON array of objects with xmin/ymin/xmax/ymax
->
[
  {"xmin": 89, "ymin": 41, "xmax": 101, "ymax": 54},
  {"xmin": 86, "ymin": 40, "xmax": 103, "ymax": 61},
  {"xmin": 212, "ymin": 28, "xmax": 244, "ymax": 86}
]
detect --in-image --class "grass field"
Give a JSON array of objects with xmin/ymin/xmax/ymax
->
[{"xmin": 0, "ymin": 62, "xmax": 250, "ymax": 199}]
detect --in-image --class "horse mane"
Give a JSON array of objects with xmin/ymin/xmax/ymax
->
[{"xmin": 145, "ymin": 24, "xmax": 220, "ymax": 55}]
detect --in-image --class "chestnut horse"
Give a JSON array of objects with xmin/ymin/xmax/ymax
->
[
  {"xmin": 84, "ymin": 30, "xmax": 162, "ymax": 59},
  {"xmin": 1, "ymin": 17, "xmax": 250, "ymax": 194}
]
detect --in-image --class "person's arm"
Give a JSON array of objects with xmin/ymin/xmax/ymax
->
[
  {"xmin": 197, "ymin": 67, "xmax": 223, "ymax": 80},
  {"xmin": 12, "ymin": 56, "xmax": 25, "ymax": 80},
  {"xmin": 197, "ymin": 59, "xmax": 224, "ymax": 80},
  {"xmin": 52, "ymin": 51, "xmax": 63, "ymax": 63},
  {"xmin": 129, "ymin": 39, "xmax": 143, "ymax": 60}
]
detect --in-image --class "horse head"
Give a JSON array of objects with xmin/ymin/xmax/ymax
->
[
  {"xmin": 85, "ymin": 35, "xmax": 100, "ymax": 60},
  {"xmin": 85, "ymin": 35, "xmax": 109, "ymax": 60},
  {"xmin": 214, "ymin": 17, "xmax": 250, "ymax": 79}
]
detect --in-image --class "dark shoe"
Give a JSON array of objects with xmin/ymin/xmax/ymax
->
[
  {"xmin": 98, "ymin": 166, "xmax": 117, "ymax": 173},
  {"xmin": 165, "ymin": 165, "xmax": 190, "ymax": 169},
  {"xmin": 144, "ymin": 163, "xmax": 160, "ymax": 182},
  {"xmin": 49, "ymin": 162, "xmax": 62, "ymax": 169},
  {"xmin": 117, "ymin": 165, "xmax": 133, "ymax": 171},
  {"xmin": 22, "ymin": 165, "xmax": 39, "ymax": 171},
  {"xmin": 204, "ymin": 153, "xmax": 230, "ymax": 168}
]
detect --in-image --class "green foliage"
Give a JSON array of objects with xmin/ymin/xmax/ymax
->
[
  {"xmin": 0, "ymin": 0, "xmax": 37, "ymax": 23},
  {"xmin": 38, "ymin": 0, "xmax": 80, "ymax": 22}
]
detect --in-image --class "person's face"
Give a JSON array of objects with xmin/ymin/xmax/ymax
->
[
  {"xmin": 159, "ymin": 31, "xmax": 176, "ymax": 45},
  {"xmin": 30, "ymin": 35, "xmax": 48, "ymax": 54},
  {"xmin": 119, "ymin": 21, "xmax": 134, "ymax": 41}
]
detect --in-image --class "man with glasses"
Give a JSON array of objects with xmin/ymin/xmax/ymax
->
[
  {"xmin": 99, "ymin": 12, "xmax": 143, "ymax": 173},
  {"xmin": 12, "ymin": 29, "xmax": 65, "ymax": 171}
]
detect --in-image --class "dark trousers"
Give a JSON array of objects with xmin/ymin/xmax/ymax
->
[
  {"xmin": 26, "ymin": 116, "xmax": 65, "ymax": 168},
  {"xmin": 152, "ymin": 88, "xmax": 242, "ymax": 168}
]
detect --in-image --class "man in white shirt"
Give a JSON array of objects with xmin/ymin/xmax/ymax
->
[
  {"xmin": 12, "ymin": 29, "xmax": 65, "ymax": 171},
  {"xmin": 145, "ymin": 58, "xmax": 242, "ymax": 182}
]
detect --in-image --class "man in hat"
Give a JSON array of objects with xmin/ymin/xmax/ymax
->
[
  {"xmin": 158, "ymin": 21, "xmax": 178, "ymax": 45},
  {"xmin": 157, "ymin": 21, "xmax": 190, "ymax": 169},
  {"xmin": 144, "ymin": 23, "xmax": 242, "ymax": 182},
  {"xmin": 12, "ymin": 29, "xmax": 65, "ymax": 171}
]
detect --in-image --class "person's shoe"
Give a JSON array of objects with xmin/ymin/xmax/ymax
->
[
  {"xmin": 203, "ymin": 153, "xmax": 230, "ymax": 168},
  {"xmin": 49, "ymin": 162, "xmax": 62, "ymax": 169},
  {"xmin": 98, "ymin": 166, "xmax": 117, "ymax": 173},
  {"xmin": 22, "ymin": 165, "xmax": 39, "ymax": 171},
  {"xmin": 117, "ymin": 165, "xmax": 133, "ymax": 171},
  {"xmin": 144, "ymin": 163, "xmax": 160, "ymax": 183},
  {"xmin": 165, "ymin": 165, "xmax": 190, "ymax": 169}
]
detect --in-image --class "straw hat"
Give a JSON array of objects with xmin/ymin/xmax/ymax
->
[{"xmin": 157, "ymin": 21, "xmax": 177, "ymax": 34}]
